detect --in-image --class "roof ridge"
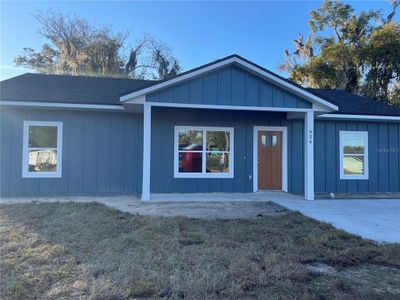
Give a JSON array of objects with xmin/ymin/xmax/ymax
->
[{"xmin": 8, "ymin": 72, "xmax": 156, "ymax": 82}]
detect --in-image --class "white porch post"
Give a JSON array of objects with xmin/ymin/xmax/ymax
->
[
  {"xmin": 142, "ymin": 104, "xmax": 151, "ymax": 200},
  {"xmin": 304, "ymin": 110, "xmax": 315, "ymax": 200}
]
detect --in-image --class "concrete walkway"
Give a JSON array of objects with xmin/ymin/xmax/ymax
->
[{"xmin": 268, "ymin": 195, "xmax": 400, "ymax": 244}]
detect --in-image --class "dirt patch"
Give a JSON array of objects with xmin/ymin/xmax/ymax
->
[{"xmin": 126, "ymin": 200, "xmax": 288, "ymax": 219}]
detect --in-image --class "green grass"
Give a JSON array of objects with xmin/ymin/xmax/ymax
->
[{"xmin": 0, "ymin": 202, "xmax": 399, "ymax": 299}]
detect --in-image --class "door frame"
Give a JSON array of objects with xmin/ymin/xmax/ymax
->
[{"xmin": 253, "ymin": 126, "xmax": 288, "ymax": 192}]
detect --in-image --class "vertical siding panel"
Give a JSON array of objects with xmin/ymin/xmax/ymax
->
[
  {"xmin": 297, "ymin": 98, "xmax": 311, "ymax": 108},
  {"xmin": 291, "ymin": 120, "xmax": 303, "ymax": 193},
  {"xmin": 123, "ymin": 117, "xmax": 134, "ymax": 193},
  {"xmin": 110, "ymin": 116, "xmax": 124, "ymax": 193},
  {"xmin": 243, "ymin": 111, "xmax": 252, "ymax": 192},
  {"xmin": 173, "ymin": 84, "xmax": 189, "ymax": 103},
  {"xmin": 217, "ymin": 68, "xmax": 232, "ymax": 105},
  {"xmin": 68, "ymin": 114, "xmax": 84, "ymax": 193},
  {"xmin": 158, "ymin": 89, "xmax": 174, "ymax": 103},
  {"xmin": 285, "ymin": 120, "xmax": 293, "ymax": 193},
  {"xmin": 1, "ymin": 111, "xmax": 13, "ymax": 195},
  {"xmin": 378, "ymin": 123, "xmax": 389, "ymax": 192},
  {"xmin": 96, "ymin": 115, "xmax": 112, "ymax": 193},
  {"xmin": 325, "ymin": 121, "xmax": 336, "ymax": 193},
  {"xmin": 203, "ymin": 73, "xmax": 218, "ymax": 105},
  {"xmin": 151, "ymin": 110, "xmax": 162, "ymax": 193},
  {"xmin": 234, "ymin": 111, "xmax": 246, "ymax": 192},
  {"xmin": 231, "ymin": 67, "xmax": 246, "ymax": 106},
  {"xmin": 314, "ymin": 121, "xmax": 325, "ymax": 192},
  {"xmin": 245, "ymin": 75, "xmax": 259, "ymax": 106},
  {"xmin": 259, "ymin": 82, "xmax": 273, "ymax": 107},
  {"xmin": 335, "ymin": 122, "xmax": 347, "ymax": 193},
  {"xmin": 283, "ymin": 92, "xmax": 297, "ymax": 108},
  {"xmin": 388, "ymin": 124, "xmax": 399, "ymax": 192},
  {"xmin": 146, "ymin": 93, "xmax": 160, "ymax": 102},
  {"xmin": 82, "ymin": 116, "xmax": 97, "ymax": 193},
  {"xmin": 188, "ymin": 79, "xmax": 204, "ymax": 104},
  {"xmin": 272, "ymin": 88, "xmax": 284, "ymax": 107},
  {"xmin": 368, "ymin": 123, "xmax": 379, "ymax": 192}
]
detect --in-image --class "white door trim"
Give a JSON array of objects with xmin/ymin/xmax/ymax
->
[{"xmin": 253, "ymin": 126, "xmax": 288, "ymax": 193}]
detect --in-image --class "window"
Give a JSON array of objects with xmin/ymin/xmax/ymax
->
[
  {"xmin": 339, "ymin": 131, "xmax": 368, "ymax": 180},
  {"xmin": 22, "ymin": 121, "xmax": 63, "ymax": 178},
  {"xmin": 174, "ymin": 126, "xmax": 234, "ymax": 178}
]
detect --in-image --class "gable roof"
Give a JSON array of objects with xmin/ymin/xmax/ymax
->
[
  {"xmin": 119, "ymin": 54, "xmax": 338, "ymax": 111},
  {"xmin": 1, "ymin": 57, "xmax": 399, "ymax": 117},
  {"xmin": 0, "ymin": 73, "xmax": 154, "ymax": 105},
  {"xmin": 309, "ymin": 89, "xmax": 400, "ymax": 116}
]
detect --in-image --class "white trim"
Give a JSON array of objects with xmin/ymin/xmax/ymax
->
[
  {"xmin": 318, "ymin": 114, "xmax": 400, "ymax": 122},
  {"xmin": 1, "ymin": 100, "xmax": 125, "ymax": 111},
  {"xmin": 22, "ymin": 121, "xmax": 63, "ymax": 178},
  {"xmin": 304, "ymin": 111, "xmax": 314, "ymax": 200},
  {"xmin": 148, "ymin": 101, "xmax": 313, "ymax": 113},
  {"xmin": 253, "ymin": 126, "xmax": 288, "ymax": 193},
  {"xmin": 174, "ymin": 126, "xmax": 234, "ymax": 179},
  {"xmin": 142, "ymin": 104, "xmax": 152, "ymax": 200},
  {"xmin": 120, "ymin": 56, "xmax": 338, "ymax": 111},
  {"xmin": 339, "ymin": 131, "xmax": 369, "ymax": 180}
]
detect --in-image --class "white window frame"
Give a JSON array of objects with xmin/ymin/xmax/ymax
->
[
  {"xmin": 339, "ymin": 131, "xmax": 369, "ymax": 180},
  {"xmin": 174, "ymin": 126, "xmax": 234, "ymax": 178},
  {"xmin": 22, "ymin": 121, "xmax": 63, "ymax": 178}
]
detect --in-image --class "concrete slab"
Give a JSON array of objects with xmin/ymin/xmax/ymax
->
[{"xmin": 268, "ymin": 195, "xmax": 400, "ymax": 244}]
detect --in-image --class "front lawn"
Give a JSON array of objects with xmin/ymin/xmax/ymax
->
[{"xmin": 0, "ymin": 202, "xmax": 399, "ymax": 299}]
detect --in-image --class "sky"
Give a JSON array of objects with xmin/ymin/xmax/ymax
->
[{"xmin": 0, "ymin": 1, "xmax": 396, "ymax": 81}]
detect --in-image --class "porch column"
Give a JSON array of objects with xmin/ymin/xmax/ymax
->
[
  {"xmin": 142, "ymin": 104, "xmax": 151, "ymax": 200},
  {"xmin": 304, "ymin": 110, "xmax": 314, "ymax": 200}
]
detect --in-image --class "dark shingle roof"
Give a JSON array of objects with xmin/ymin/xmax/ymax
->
[
  {"xmin": 1, "ymin": 68, "xmax": 399, "ymax": 117},
  {"xmin": 0, "ymin": 73, "xmax": 155, "ymax": 105},
  {"xmin": 308, "ymin": 88, "xmax": 400, "ymax": 116}
]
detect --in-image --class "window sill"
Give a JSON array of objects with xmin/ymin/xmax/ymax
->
[
  {"xmin": 340, "ymin": 175, "xmax": 369, "ymax": 180},
  {"xmin": 174, "ymin": 173, "xmax": 234, "ymax": 179},
  {"xmin": 22, "ymin": 173, "xmax": 62, "ymax": 178}
]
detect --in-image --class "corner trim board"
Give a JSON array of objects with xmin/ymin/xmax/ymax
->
[{"xmin": 142, "ymin": 104, "xmax": 151, "ymax": 200}]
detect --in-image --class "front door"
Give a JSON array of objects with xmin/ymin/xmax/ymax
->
[{"xmin": 257, "ymin": 130, "xmax": 282, "ymax": 190}]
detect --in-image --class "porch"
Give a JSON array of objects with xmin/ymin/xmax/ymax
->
[{"xmin": 142, "ymin": 106, "xmax": 316, "ymax": 201}]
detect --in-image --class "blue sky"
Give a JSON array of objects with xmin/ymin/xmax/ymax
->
[{"xmin": 0, "ymin": 1, "xmax": 396, "ymax": 81}]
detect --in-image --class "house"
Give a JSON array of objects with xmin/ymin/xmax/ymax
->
[{"xmin": 1, "ymin": 54, "xmax": 400, "ymax": 200}]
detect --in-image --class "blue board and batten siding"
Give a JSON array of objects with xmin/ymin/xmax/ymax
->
[
  {"xmin": 0, "ymin": 108, "xmax": 143, "ymax": 196},
  {"xmin": 150, "ymin": 107, "xmax": 305, "ymax": 194},
  {"xmin": 147, "ymin": 65, "xmax": 312, "ymax": 109},
  {"xmin": 314, "ymin": 120, "xmax": 400, "ymax": 194}
]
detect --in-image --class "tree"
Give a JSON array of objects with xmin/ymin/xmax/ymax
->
[
  {"xmin": 280, "ymin": 0, "xmax": 400, "ymax": 105},
  {"xmin": 14, "ymin": 10, "xmax": 181, "ymax": 80}
]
